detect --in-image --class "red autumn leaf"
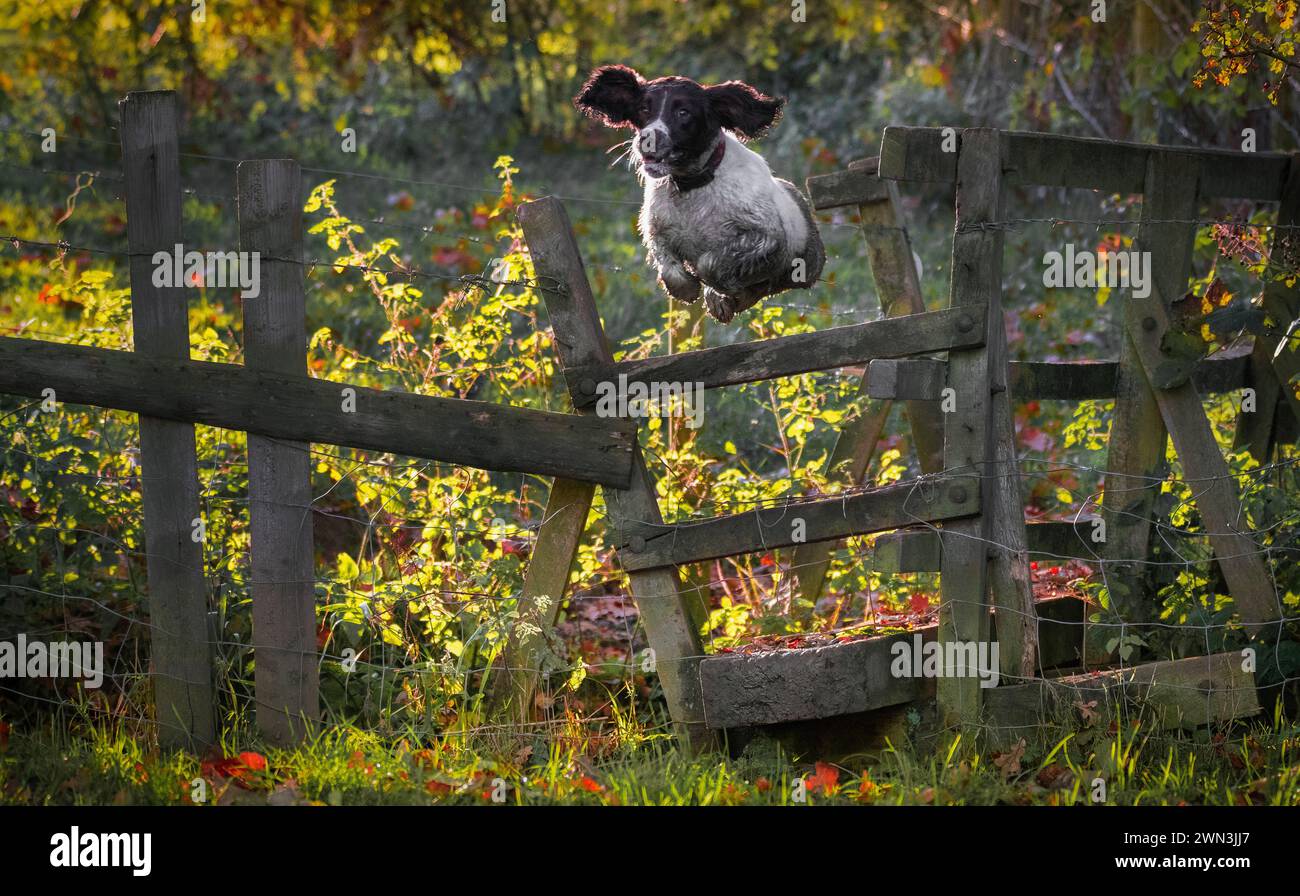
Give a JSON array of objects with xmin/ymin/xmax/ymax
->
[
  {"xmin": 201, "ymin": 751, "xmax": 268, "ymax": 789},
  {"xmin": 755, "ymin": 777, "xmax": 771, "ymax": 793},
  {"xmin": 576, "ymin": 776, "xmax": 603, "ymax": 793},
  {"xmin": 237, "ymin": 751, "xmax": 267, "ymax": 773},
  {"xmin": 807, "ymin": 761, "xmax": 839, "ymax": 797},
  {"xmin": 909, "ymin": 592, "xmax": 931, "ymax": 615}
]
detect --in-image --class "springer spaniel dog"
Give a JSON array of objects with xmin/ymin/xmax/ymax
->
[{"xmin": 575, "ymin": 65, "xmax": 824, "ymax": 323}]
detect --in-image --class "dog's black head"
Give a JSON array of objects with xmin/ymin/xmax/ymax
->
[{"xmin": 575, "ymin": 65, "xmax": 784, "ymax": 181}]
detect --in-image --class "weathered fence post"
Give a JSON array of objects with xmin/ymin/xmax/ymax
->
[
  {"xmin": 519, "ymin": 197, "xmax": 716, "ymax": 752},
  {"xmin": 937, "ymin": 129, "xmax": 1036, "ymax": 726},
  {"xmin": 490, "ymin": 477, "xmax": 595, "ymax": 722},
  {"xmin": 237, "ymin": 160, "xmax": 319, "ymax": 745},
  {"xmin": 119, "ymin": 90, "xmax": 215, "ymax": 749}
]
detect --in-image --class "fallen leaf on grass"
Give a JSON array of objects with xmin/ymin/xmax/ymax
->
[
  {"xmin": 200, "ymin": 751, "xmax": 269, "ymax": 789},
  {"xmin": 576, "ymin": 775, "xmax": 603, "ymax": 793},
  {"xmin": 992, "ymin": 739, "xmax": 1027, "ymax": 780},
  {"xmin": 1036, "ymin": 763, "xmax": 1073, "ymax": 790},
  {"xmin": 1074, "ymin": 699, "xmax": 1099, "ymax": 725},
  {"xmin": 807, "ymin": 761, "xmax": 840, "ymax": 797}
]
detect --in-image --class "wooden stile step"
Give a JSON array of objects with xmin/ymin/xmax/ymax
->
[
  {"xmin": 984, "ymin": 651, "xmax": 1261, "ymax": 747},
  {"xmin": 700, "ymin": 595, "xmax": 1088, "ymax": 729},
  {"xmin": 614, "ymin": 474, "xmax": 979, "ymax": 572}
]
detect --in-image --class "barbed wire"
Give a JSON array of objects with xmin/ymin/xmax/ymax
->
[{"xmin": 3, "ymin": 123, "xmax": 1300, "ymax": 754}]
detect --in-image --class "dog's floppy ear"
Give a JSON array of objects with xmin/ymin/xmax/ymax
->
[
  {"xmin": 705, "ymin": 81, "xmax": 784, "ymax": 140},
  {"xmin": 575, "ymin": 65, "xmax": 645, "ymax": 127}
]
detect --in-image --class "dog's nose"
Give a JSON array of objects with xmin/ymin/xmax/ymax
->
[{"xmin": 638, "ymin": 129, "xmax": 667, "ymax": 161}]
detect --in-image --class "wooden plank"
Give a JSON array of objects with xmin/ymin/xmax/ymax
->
[
  {"xmin": 0, "ymin": 337, "xmax": 636, "ymax": 488},
  {"xmin": 1099, "ymin": 373, "xmax": 1169, "ymax": 625},
  {"xmin": 1123, "ymin": 153, "xmax": 1280, "ymax": 632},
  {"xmin": 867, "ymin": 351, "xmax": 1250, "ymax": 401},
  {"xmin": 1236, "ymin": 154, "xmax": 1300, "ymax": 461},
  {"xmin": 874, "ymin": 527, "xmax": 945, "ymax": 573},
  {"xmin": 876, "ymin": 518, "xmax": 1114, "ymax": 573},
  {"xmin": 699, "ymin": 630, "xmax": 933, "ymax": 728},
  {"xmin": 940, "ymin": 129, "xmax": 1037, "ymax": 715},
  {"xmin": 699, "ymin": 594, "xmax": 1086, "ymax": 729},
  {"xmin": 565, "ymin": 304, "xmax": 985, "ymax": 405},
  {"xmin": 618, "ymin": 475, "xmax": 979, "ymax": 571},
  {"xmin": 119, "ymin": 90, "xmax": 214, "ymax": 750},
  {"xmin": 984, "ymin": 652, "xmax": 1261, "ymax": 745},
  {"xmin": 880, "ymin": 126, "xmax": 1290, "ymax": 200},
  {"xmin": 867, "ymin": 358, "xmax": 946, "ymax": 400},
  {"xmin": 518, "ymin": 196, "xmax": 714, "ymax": 752},
  {"xmin": 855, "ymin": 161, "xmax": 948, "ymax": 479},
  {"xmin": 238, "ymin": 160, "xmax": 317, "ymax": 745},
  {"xmin": 806, "ymin": 165, "xmax": 891, "ymax": 210},
  {"xmin": 489, "ymin": 477, "xmax": 595, "ymax": 722}
]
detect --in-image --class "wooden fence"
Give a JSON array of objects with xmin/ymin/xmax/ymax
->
[
  {"xmin": 0, "ymin": 90, "xmax": 637, "ymax": 749},
  {"xmin": 4, "ymin": 90, "xmax": 1296, "ymax": 752},
  {"xmin": 508, "ymin": 127, "xmax": 1297, "ymax": 747}
]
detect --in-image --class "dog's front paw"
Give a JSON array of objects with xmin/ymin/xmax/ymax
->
[
  {"xmin": 703, "ymin": 288, "xmax": 738, "ymax": 323},
  {"xmin": 659, "ymin": 269, "xmax": 701, "ymax": 303}
]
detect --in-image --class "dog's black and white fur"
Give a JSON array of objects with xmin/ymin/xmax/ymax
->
[{"xmin": 575, "ymin": 65, "xmax": 824, "ymax": 322}]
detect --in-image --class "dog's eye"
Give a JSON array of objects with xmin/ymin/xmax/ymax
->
[{"xmin": 677, "ymin": 108, "xmax": 691, "ymax": 120}]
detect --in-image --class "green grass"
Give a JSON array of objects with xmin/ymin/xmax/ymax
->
[{"xmin": 4, "ymin": 702, "xmax": 1299, "ymax": 806}]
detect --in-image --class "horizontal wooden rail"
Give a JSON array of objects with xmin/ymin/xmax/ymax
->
[
  {"xmin": 566, "ymin": 305, "xmax": 986, "ymax": 408},
  {"xmin": 0, "ymin": 336, "xmax": 636, "ymax": 488},
  {"xmin": 873, "ymin": 515, "xmax": 1204, "ymax": 574},
  {"xmin": 806, "ymin": 162, "xmax": 891, "ymax": 210},
  {"xmin": 615, "ymin": 475, "xmax": 979, "ymax": 571},
  {"xmin": 874, "ymin": 519, "xmax": 1118, "ymax": 573},
  {"xmin": 880, "ymin": 126, "xmax": 1290, "ymax": 201},
  {"xmin": 867, "ymin": 349, "xmax": 1251, "ymax": 402}
]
